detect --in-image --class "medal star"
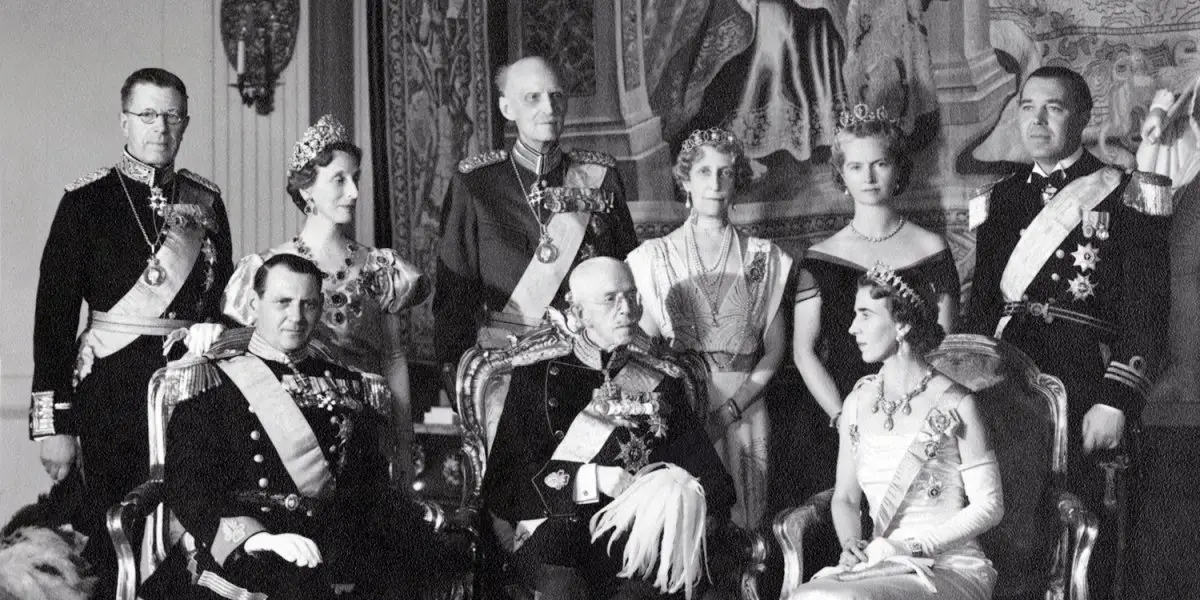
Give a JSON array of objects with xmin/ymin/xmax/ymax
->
[
  {"xmin": 1067, "ymin": 273, "xmax": 1097, "ymax": 301},
  {"xmin": 616, "ymin": 435, "xmax": 650, "ymax": 473},
  {"xmin": 148, "ymin": 187, "xmax": 168, "ymax": 215},
  {"xmin": 1071, "ymin": 243, "xmax": 1100, "ymax": 272}
]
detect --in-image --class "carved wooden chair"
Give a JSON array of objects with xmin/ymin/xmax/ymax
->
[
  {"xmin": 106, "ymin": 328, "xmax": 461, "ymax": 600},
  {"xmin": 772, "ymin": 334, "xmax": 1098, "ymax": 600},
  {"xmin": 454, "ymin": 323, "xmax": 769, "ymax": 600}
]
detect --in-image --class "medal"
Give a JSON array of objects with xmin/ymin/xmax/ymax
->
[
  {"xmin": 535, "ymin": 236, "xmax": 559, "ymax": 263},
  {"xmin": 148, "ymin": 186, "xmax": 168, "ymax": 216},
  {"xmin": 144, "ymin": 257, "xmax": 166, "ymax": 286}
]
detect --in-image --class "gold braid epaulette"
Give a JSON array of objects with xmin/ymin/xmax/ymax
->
[
  {"xmin": 153, "ymin": 355, "xmax": 223, "ymax": 407},
  {"xmin": 457, "ymin": 149, "xmax": 508, "ymax": 174},
  {"xmin": 65, "ymin": 167, "xmax": 112, "ymax": 192},
  {"xmin": 360, "ymin": 372, "xmax": 394, "ymax": 416},
  {"xmin": 567, "ymin": 149, "xmax": 617, "ymax": 168},
  {"xmin": 179, "ymin": 169, "xmax": 222, "ymax": 195},
  {"xmin": 1123, "ymin": 170, "xmax": 1173, "ymax": 216}
]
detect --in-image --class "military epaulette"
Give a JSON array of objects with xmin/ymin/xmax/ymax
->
[
  {"xmin": 567, "ymin": 149, "xmax": 616, "ymax": 168},
  {"xmin": 65, "ymin": 167, "xmax": 112, "ymax": 192},
  {"xmin": 360, "ymin": 372, "xmax": 393, "ymax": 415},
  {"xmin": 179, "ymin": 169, "xmax": 221, "ymax": 195},
  {"xmin": 967, "ymin": 177, "xmax": 1007, "ymax": 231},
  {"xmin": 205, "ymin": 327, "xmax": 254, "ymax": 360},
  {"xmin": 152, "ymin": 355, "xmax": 223, "ymax": 406},
  {"xmin": 457, "ymin": 149, "xmax": 508, "ymax": 174},
  {"xmin": 1123, "ymin": 170, "xmax": 1173, "ymax": 216},
  {"xmin": 628, "ymin": 338, "xmax": 687, "ymax": 380}
]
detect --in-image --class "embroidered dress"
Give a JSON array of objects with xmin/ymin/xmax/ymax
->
[
  {"xmin": 788, "ymin": 384, "xmax": 996, "ymax": 600},
  {"xmin": 223, "ymin": 243, "xmax": 427, "ymax": 375},
  {"xmin": 628, "ymin": 233, "xmax": 792, "ymax": 528}
]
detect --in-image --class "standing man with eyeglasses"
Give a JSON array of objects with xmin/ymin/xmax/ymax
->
[{"xmin": 30, "ymin": 67, "xmax": 233, "ymax": 595}]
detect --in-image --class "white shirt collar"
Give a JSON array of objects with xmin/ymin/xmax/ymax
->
[{"xmin": 1030, "ymin": 146, "xmax": 1084, "ymax": 179}]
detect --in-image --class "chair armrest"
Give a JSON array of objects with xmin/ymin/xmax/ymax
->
[
  {"xmin": 1049, "ymin": 489, "xmax": 1098, "ymax": 600},
  {"xmin": 106, "ymin": 479, "xmax": 164, "ymax": 600},
  {"xmin": 773, "ymin": 488, "xmax": 835, "ymax": 594}
]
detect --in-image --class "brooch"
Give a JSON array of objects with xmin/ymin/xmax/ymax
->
[{"xmin": 544, "ymin": 469, "xmax": 570, "ymax": 490}]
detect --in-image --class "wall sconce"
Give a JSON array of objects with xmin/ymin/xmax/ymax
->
[{"xmin": 220, "ymin": 0, "xmax": 301, "ymax": 115}]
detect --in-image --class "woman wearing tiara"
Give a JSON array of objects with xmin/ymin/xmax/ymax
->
[
  {"xmin": 786, "ymin": 266, "xmax": 1002, "ymax": 599},
  {"xmin": 792, "ymin": 105, "xmax": 960, "ymax": 492},
  {"xmin": 221, "ymin": 115, "xmax": 429, "ymax": 485},
  {"xmin": 626, "ymin": 128, "xmax": 792, "ymax": 529}
]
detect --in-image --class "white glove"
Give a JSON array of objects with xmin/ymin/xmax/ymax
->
[{"xmin": 908, "ymin": 452, "xmax": 1004, "ymax": 555}]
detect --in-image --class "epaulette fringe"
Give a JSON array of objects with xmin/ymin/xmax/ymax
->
[
  {"xmin": 457, "ymin": 150, "xmax": 508, "ymax": 174},
  {"xmin": 65, "ymin": 167, "xmax": 112, "ymax": 191}
]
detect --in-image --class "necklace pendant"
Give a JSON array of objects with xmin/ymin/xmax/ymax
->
[
  {"xmin": 884, "ymin": 415, "xmax": 894, "ymax": 431},
  {"xmin": 535, "ymin": 237, "xmax": 559, "ymax": 263},
  {"xmin": 149, "ymin": 187, "xmax": 168, "ymax": 216},
  {"xmin": 871, "ymin": 402, "xmax": 881, "ymax": 414},
  {"xmin": 144, "ymin": 257, "xmax": 167, "ymax": 286},
  {"xmin": 903, "ymin": 404, "xmax": 912, "ymax": 415}
]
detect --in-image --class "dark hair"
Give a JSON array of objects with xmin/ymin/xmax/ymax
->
[
  {"xmin": 672, "ymin": 132, "xmax": 754, "ymax": 197},
  {"xmin": 252, "ymin": 253, "xmax": 325, "ymax": 297},
  {"xmin": 829, "ymin": 116, "xmax": 912, "ymax": 196},
  {"xmin": 1023, "ymin": 66, "xmax": 1094, "ymax": 114},
  {"xmin": 286, "ymin": 142, "xmax": 363, "ymax": 211},
  {"xmin": 856, "ymin": 271, "xmax": 944, "ymax": 355},
  {"xmin": 121, "ymin": 68, "xmax": 188, "ymax": 113}
]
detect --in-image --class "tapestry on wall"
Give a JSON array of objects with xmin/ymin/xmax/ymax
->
[
  {"xmin": 967, "ymin": 0, "xmax": 1200, "ymax": 172},
  {"xmin": 369, "ymin": 0, "xmax": 494, "ymax": 363}
]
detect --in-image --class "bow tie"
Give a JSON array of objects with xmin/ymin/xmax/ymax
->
[{"xmin": 1030, "ymin": 170, "xmax": 1067, "ymax": 192}]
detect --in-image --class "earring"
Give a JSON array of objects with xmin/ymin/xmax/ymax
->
[
  {"xmin": 305, "ymin": 199, "xmax": 316, "ymax": 216},
  {"xmin": 685, "ymin": 191, "xmax": 693, "ymax": 209}
]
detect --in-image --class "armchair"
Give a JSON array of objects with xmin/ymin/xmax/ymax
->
[
  {"xmin": 454, "ymin": 324, "xmax": 768, "ymax": 599},
  {"xmin": 773, "ymin": 334, "xmax": 1098, "ymax": 600}
]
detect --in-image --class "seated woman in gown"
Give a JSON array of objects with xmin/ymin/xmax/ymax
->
[
  {"xmin": 626, "ymin": 128, "xmax": 792, "ymax": 529},
  {"xmin": 787, "ymin": 266, "xmax": 1003, "ymax": 600}
]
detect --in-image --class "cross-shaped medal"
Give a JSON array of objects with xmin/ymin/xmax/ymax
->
[{"xmin": 148, "ymin": 187, "xmax": 168, "ymax": 216}]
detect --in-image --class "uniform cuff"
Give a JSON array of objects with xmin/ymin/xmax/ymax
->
[
  {"xmin": 534, "ymin": 460, "xmax": 583, "ymax": 517},
  {"xmin": 29, "ymin": 391, "xmax": 75, "ymax": 439},
  {"xmin": 573, "ymin": 463, "xmax": 600, "ymax": 504},
  {"xmin": 209, "ymin": 517, "xmax": 266, "ymax": 567}
]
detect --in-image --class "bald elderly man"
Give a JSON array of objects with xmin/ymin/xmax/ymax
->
[
  {"xmin": 480, "ymin": 258, "xmax": 734, "ymax": 599},
  {"xmin": 434, "ymin": 56, "xmax": 639, "ymax": 391}
]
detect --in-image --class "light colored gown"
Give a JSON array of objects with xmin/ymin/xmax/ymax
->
[
  {"xmin": 789, "ymin": 379, "xmax": 997, "ymax": 600},
  {"xmin": 627, "ymin": 232, "xmax": 792, "ymax": 528}
]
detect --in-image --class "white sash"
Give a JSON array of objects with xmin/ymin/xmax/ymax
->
[
  {"xmin": 995, "ymin": 168, "xmax": 1122, "ymax": 337},
  {"xmin": 217, "ymin": 355, "xmax": 334, "ymax": 497}
]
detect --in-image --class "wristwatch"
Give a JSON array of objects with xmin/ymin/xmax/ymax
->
[{"xmin": 900, "ymin": 538, "xmax": 926, "ymax": 557}]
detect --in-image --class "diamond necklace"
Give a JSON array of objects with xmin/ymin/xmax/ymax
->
[
  {"xmin": 117, "ymin": 171, "xmax": 173, "ymax": 286},
  {"xmin": 849, "ymin": 217, "xmax": 906, "ymax": 243},
  {"xmin": 873, "ymin": 367, "xmax": 935, "ymax": 430}
]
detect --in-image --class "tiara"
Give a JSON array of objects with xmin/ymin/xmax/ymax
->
[
  {"xmin": 835, "ymin": 104, "xmax": 897, "ymax": 134},
  {"xmin": 865, "ymin": 263, "xmax": 930, "ymax": 314},
  {"xmin": 289, "ymin": 114, "xmax": 350, "ymax": 172},
  {"xmin": 680, "ymin": 127, "xmax": 742, "ymax": 155}
]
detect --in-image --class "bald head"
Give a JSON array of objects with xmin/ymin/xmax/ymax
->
[
  {"xmin": 497, "ymin": 56, "xmax": 567, "ymax": 152},
  {"xmin": 568, "ymin": 258, "xmax": 641, "ymax": 350}
]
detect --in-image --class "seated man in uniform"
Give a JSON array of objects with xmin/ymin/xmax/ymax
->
[
  {"xmin": 143, "ymin": 253, "xmax": 448, "ymax": 600},
  {"xmin": 482, "ymin": 257, "xmax": 736, "ymax": 600}
]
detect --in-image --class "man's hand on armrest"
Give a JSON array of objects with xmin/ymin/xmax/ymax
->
[{"xmin": 243, "ymin": 532, "xmax": 323, "ymax": 568}]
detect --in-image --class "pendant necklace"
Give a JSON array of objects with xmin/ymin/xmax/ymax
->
[
  {"xmin": 685, "ymin": 222, "xmax": 733, "ymax": 326},
  {"xmin": 117, "ymin": 171, "xmax": 173, "ymax": 286},
  {"xmin": 511, "ymin": 156, "xmax": 558, "ymax": 263},
  {"xmin": 293, "ymin": 236, "xmax": 358, "ymax": 282},
  {"xmin": 873, "ymin": 367, "xmax": 935, "ymax": 430}
]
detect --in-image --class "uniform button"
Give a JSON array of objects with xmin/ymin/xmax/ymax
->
[
  {"xmin": 1051, "ymin": 273, "xmax": 1061, "ymax": 281},
  {"xmin": 247, "ymin": 406, "xmax": 255, "ymax": 413},
  {"xmin": 328, "ymin": 445, "xmax": 338, "ymax": 453},
  {"xmin": 1055, "ymin": 250, "xmax": 1065, "ymax": 259},
  {"xmin": 1021, "ymin": 294, "xmax": 1030, "ymax": 301},
  {"xmin": 554, "ymin": 430, "xmax": 565, "ymax": 440},
  {"xmin": 324, "ymin": 370, "xmax": 332, "ymax": 377},
  {"xmin": 330, "ymin": 416, "xmax": 340, "ymax": 425},
  {"xmin": 168, "ymin": 311, "xmax": 177, "ymax": 319},
  {"xmin": 547, "ymin": 397, "xmax": 559, "ymax": 408},
  {"xmin": 260, "ymin": 506, "xmax": 271, "ymax": 513},
  {"xmin": 258, "ymin": 478, "xmax": 269, "ymax": 488},
  {"xmin": 1019, "ymin": 228, "xmax": 1027, "ymax": 236},
  {"xmin": 250, "ymin": 430, "xmax": 261, "ymax": 441},
  {"xmin": 306, "ymin": 510, "xmax": 315, "ymax": 517},
  {"xmin": 549, "ymin": 366, "xmax": 560, "ymax": 376},
  {"xmin": 253, "ymin": 454, "xmax": 264, "ymax": 463}
]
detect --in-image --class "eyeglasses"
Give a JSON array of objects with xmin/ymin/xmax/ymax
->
[
  {"xmin": 124, "ymin": 109, "xmax": 188, "ymax": 125},
  {"xmin": 581, "ymin": 290, "xmax": 640, "ymax": 309}
]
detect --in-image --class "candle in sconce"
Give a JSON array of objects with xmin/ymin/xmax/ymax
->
[{"xmin": 236, "ymin": 39, "xmax": 246, "ymax": 75}]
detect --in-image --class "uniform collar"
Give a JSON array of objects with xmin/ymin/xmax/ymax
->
[
  {"xmin": 573, "ymin": 331, "xmax": 631, "ymax": 372},
  {"xmin": 1029, "ymin": 146, "xmax": 1084, "ymax": 181},
  {"xmin": 510, "ymin": 139, "xmax": 563, "ymax": 175},
  {"xmin": 118, "ymin": 149, "xmax": 175, "ymax": 187},
  {"xmin": 248, "ymin": 330, "xmax": 311, "ymax": 365}
]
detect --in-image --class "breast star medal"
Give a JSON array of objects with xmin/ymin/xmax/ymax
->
[
  {"xmin": 1071, "ymin": 243, "xmax": 1100, "ymax": 272},
  {"xmin": 616, "ymin": 435, "xmax": 650, "ymax": 473},
  {"xmin": 1067, "ymin": 273, "xmax": 1097, "ymax": 301}
]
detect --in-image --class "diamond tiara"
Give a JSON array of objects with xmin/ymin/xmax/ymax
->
[
  {"xmin": 836, "ymin": 103, "xmax": 897, "ymax": 134},
  {"xmin": 865, "ymin": 262, "xmax": 930, "ymax": 313},
  {"xmin": 289, "ymin": 114, "xmax": 350, "ymax": 173},
  {"xmin": 680, "ymin": 127, "xmax": 742, "ymax": 155}
]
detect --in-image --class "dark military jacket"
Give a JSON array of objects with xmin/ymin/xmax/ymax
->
[
  {"xmin": 433, "ymin": 143, "xmax": 639, "ymax": 367},
  {"xmin": 964, "ymin": 151, "xmax": 1171, "ymax": 421},
  {"xmin": 31, "ymin": 151, "xmax": 233, "ymax": 441}
]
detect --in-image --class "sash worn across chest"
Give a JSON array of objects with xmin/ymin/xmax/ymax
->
[
  {"xmin": 217, "ymin": 355, "xmax": 334, "ymax": 498},
  {"xmin": 995, "ymin": 168, "xmax": 1121, "ymax": 336}
]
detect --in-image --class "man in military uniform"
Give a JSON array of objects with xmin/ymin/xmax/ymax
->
[
  {"xmin": 30, "ymin": 67, "xmax": 233, "ymax": 592},
  {"xmin": 144, "ymin": 254, "xmax": 446, "ymax": 600},
  {"xmin": 435, "ymin": 56, "xmax": 639, "ymax": 390},
  {"xmin": 481, "ymin": 258, "xmax": 735, "ymax": 599},
  {"xmin": 964, "ymin": 66, "xmax": 1172, "ymax": 599}
]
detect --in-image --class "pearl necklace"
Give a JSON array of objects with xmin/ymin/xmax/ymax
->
[
  {"xmin": 849, "ymin": 217, "xmax": 906, "ymax": 243},
  {"xmin": 873, "ymin": 368, "xmax": 935, "ymax": 430},
  {"xmin": 685, "ymin": 223, "xmax": 734, "ymax": 326}
]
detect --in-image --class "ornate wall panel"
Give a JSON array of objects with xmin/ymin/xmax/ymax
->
[
  {"xmin": 373, "ymin": 0, "xmax": 493, "ymax": 361},
  {"xmin": 519, "ymin": 0, "xmax": 597, "ymax": 95}
]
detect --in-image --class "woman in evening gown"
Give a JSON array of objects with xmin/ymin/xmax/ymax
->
[
  {"xmin": 787, "ymin": 266, "xmax": 1002, "ymax": 599},
  {"xmin": 627, "ymin": 127, "xmax": 792, "ymax": 529}
]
